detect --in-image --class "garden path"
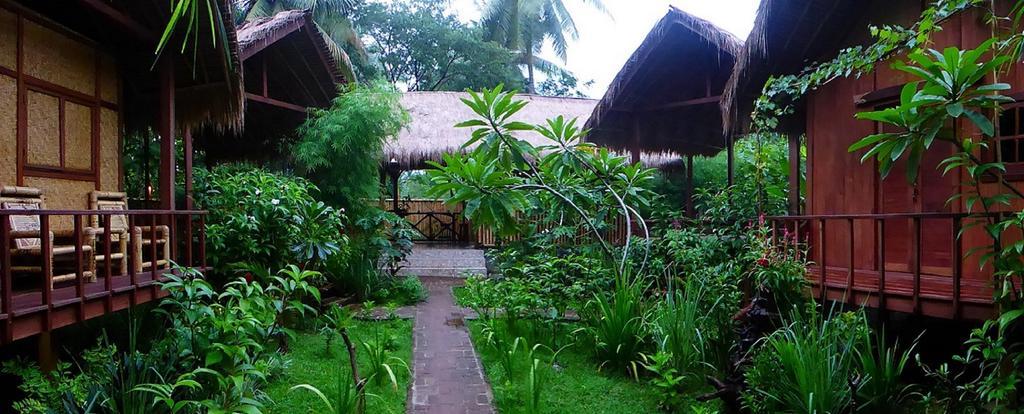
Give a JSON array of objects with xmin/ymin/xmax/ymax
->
[{"xmin": 408, "ymin": 270, "xmax": 494, "ymax": 413}]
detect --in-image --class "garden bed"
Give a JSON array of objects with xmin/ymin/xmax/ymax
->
[
  {"xmin": 265, "ymin": 319, "xmax": 414, "ymax": 413},
  {"xmin": 467, "ymin": 321, "xmax": 662, "ymax": 414}
]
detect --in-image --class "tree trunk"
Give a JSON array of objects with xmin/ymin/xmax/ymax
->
[{"xmin": 526, "ymin": 51, "xmax": 536, "ymax": 94}]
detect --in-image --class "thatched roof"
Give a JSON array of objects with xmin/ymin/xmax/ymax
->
[
  {"xmin": 388, "ymin": 92, "xmax": 681, "ymax": 170},
  {"xmin": 720, "ymin": 0, "xmax": 915, "ymax": 135},
  {"xmin": 585, "ymin": 7, "xmax": 741, "ymax": 157},
  {"xmin": 237, "ymin": 9, "xmax": 349, "ymax": 85}
]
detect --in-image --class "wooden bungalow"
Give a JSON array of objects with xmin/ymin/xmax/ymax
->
[
  {"xmin": 201, "ymin": 9, "xmax": 349, "ymax": 163},
  {"xmin": 584, "ymin": 7, "xmax": 742, "ymax": 216},
  {"xmin": 722, "ymin": 0, "xmax": 1024, "ymax": 320},
  {"xmin": 0, "ymin": 0, "xmax": 238, "ymax": 344}
]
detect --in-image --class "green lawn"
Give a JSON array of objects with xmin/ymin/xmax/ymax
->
[
  {"xmin": 468, "ymin": 321, "xmax": 662, "ymax": 414},
  {"xmin": 265, "ymin": 319, "xmax": 413, "ymax": 414}
]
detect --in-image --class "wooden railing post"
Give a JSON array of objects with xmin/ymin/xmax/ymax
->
[
  {"xmin": 103, "ymin": 216, "xmax": 113, "ymax": 312},
  {"xmin": 185, "ymin": 213, "xmax": 193, "ymax": 267},
  {"xmin": 128, "ymin": 214, "xmax": 137, "ymax": 298},
  {"xmin": 73, "ymin": 215, "xmax": 84, "ymax": 321},
  {"xmin": 150, "ymin": 214, "xmax": 158, "ymax": 280},
  {"xmin": 912, "ymin": 216, "xmax": 921, "ymax": 314},
  {"xmin": 1, "ymin": 214, "xmax": 12, "ymax": 342},
  {"xmin": 40, "ymin": 214, "xmax": 52, "ymax": 330},
  {"xmin": 818, "ymin": 218, "xmax": 826, "ymax": 303},
  {"xmin": 877, "ymin": 218, "xmax": 886, "ymax": 313},
  {"xmin": 199, "ymin": 214, "xmax": 207, "ymax": 269},
  {"xmin": 952, "ymin": 216, "xmax": 962, "ymax": 319},
  {"xmin": 846, "ymin": 218, "xmax": 854, "ymax": 304}
]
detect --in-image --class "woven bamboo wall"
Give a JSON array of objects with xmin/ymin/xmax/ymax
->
[
  {"xmin": 26, "ymin": 91, "xmax": 61, "ymax": 167},
  {"xmin": 0, "ymin": 7, "xmax": 123, "ymax": 205},
  {"xmin": 99, "ymin": 108, "xmax": 120, "ymax": 191},
  {"xmin": 23, "ymin": 176, "xmax": 94, "ymax": 231},
  {"xmin": 0, "ymin": 9, "xmax": 14, "ymax": 69},
  {"xmin": 23, "ymin": 19, "xmax": 96, "ymax": 96},
  {"xmin": 0, "ymin": 75, "xmax": 14, "ymax": 187}
]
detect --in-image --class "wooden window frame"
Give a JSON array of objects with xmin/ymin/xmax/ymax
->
[{"xmin": 1, "ymin": 5, "xmax": 119, "ymax": 187}]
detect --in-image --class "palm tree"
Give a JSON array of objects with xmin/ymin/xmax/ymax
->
[
  {"xmin": 235, "ymin": 0, "xmax": 365, "ymax": 83},
  {"xmin": 481, "ymin": 0, "xmax": 607, "ymax": 93}
]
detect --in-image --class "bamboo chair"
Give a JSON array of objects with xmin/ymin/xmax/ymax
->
[
  {"xmin": 87, "ymin": 191, "xmax": 130, "ymax": 276},
  {"xmin": 1, "ymin": 186, "xmax": 96, "ymax": 286},
  {"xmin": 88, "ymin": 192, "xmax": 170, "ymax": 274}
]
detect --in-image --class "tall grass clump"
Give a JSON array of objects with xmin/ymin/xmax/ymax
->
[{"xmin": 581, "ymin": 272, "xmax": 650, "ymax": 377}]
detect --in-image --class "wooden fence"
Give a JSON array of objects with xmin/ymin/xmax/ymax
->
[{"xmin": 382, "ymin": 199, "xmax": 631, "ymax": 246}]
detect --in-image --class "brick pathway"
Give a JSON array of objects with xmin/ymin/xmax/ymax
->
[
  {"xmin": 408, "ymin": 276, "xmax": 494, "ymax": 414},
  {"xmin": 399, "ymin": 244, "xmax": 487, "ymax": 278}
]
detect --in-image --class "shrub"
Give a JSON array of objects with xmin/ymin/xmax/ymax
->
[
  {"xmin": 194, "ymin": 164, "xmax": 346, "ymax": 277},
  {"xmin": 742, "ymin": 311, "xmax": 866, "ymax": 414}
]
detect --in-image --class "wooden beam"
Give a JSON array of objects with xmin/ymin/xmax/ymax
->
[
  {"xmin": 635, "ymin": 95, "xmax": 720, "ymax": 112},
  {"xmin": 788, "ymin": 134, "xmax": 801, "ymax": 214},
  {"xmin": 158, "ymin": 57, "xmax": 176, "ymax": 210},
  {"xmin": 245, "ymin": 92, "xmax": 308, "ymax": 113},
  {"xmin": 76, "ymin": 0, "xmax": 155, "ymax": 42},
  {"xmin": 184, "ymin": 127, "xmax": 194, "ymax": 210},
  {"xmin": 726, "ymin": 134, "xmax": 735, "ymax": 187}
]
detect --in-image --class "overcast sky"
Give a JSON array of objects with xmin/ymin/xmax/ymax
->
[{"xmin": 448, "ymin": 0, "xmax": 760, "ymax": 98}]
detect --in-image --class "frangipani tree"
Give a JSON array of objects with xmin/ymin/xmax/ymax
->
[{"xmin": 425, "ymin": 86, "xmax": 656, "ymax": 276}]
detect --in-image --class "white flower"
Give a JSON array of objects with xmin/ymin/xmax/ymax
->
[{"xmin": 271, "ymin": 199, "xmax": 280, "ymax": 205}]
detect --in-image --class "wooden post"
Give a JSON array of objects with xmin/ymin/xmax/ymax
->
[
  {"xmin": 685, "ymin": 155, "xmax": 694, "ymax": 217},
  {"xmin": 184, "ymin": 127, "xmax": 194, "ymax": 210},
  {"xmin": 37, "ymin": 332, "xmax": 57, "ymax": 372},
  {"xmin": 158, "ymin": 57, "xmax": 176, "ymax": 211},
  {"xmin": 788, "ymin": 134, "xmax": 800, "ymax": 214},
  {"xmin": 727, "ymin": 134, "xmax": 735, "ymax": 187},
  {"xmin": 631, "ymin": 118, "xmax": 641, "ymax": 164}
]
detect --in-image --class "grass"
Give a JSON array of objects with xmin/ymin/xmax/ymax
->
[
  {"xmin": 468, "ymin": 321, "xmax": 662, "ymax": 414},
  {"xmin": 452, "ymin": 286, "xmax": 469, "ymax": 307},
  {"xmin": 265, "ymin": 319, "xmax": 413, "ymax": 414}
]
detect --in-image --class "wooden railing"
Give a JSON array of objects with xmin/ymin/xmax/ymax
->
[
  {"xmin": 0, "ymin": 209, "xmax": 207, "ymax": 343},
  {"xmin": 767, "ymin": 212, "xmax": 1001, "ymax": 320}
]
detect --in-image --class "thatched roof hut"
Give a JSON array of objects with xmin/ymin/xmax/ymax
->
[
  {"xmin": 719, "ymin": 0, "xmax": 897, "ymax": 136},
  {"xmin": 585, "ymin": 7, "xmax": 741, "ymax": 157},
  {"xmin": 388, "ymin": 91, "xmax": 680, "ymax": 170},
  {"xmin": 203, "ymin": 9, "xmax": 350, "ymax": 163}
]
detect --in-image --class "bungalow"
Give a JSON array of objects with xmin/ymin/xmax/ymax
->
[
  {"xmin": 585, "ymin": 6, "xmax": 742, "ymax": 216},
  {"xmin": 723, "ymin": 0, "xmax": 1024, "ymax": 320},
  {"xmin": 0, "ymin": 0, "xmax": 239, "ymax": 344}
]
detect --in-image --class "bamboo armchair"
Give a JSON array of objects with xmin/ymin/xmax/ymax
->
[
  {"xmin": 88, "ymin": 192, "xmax": 170, "ymax": 274},
  {"xmin": 87, "ymin": 191, "xmax": 130, "ymax": 276},
  {"xmin": 1, "ymin": 186, "xmax": 96, "ymax": 286}
]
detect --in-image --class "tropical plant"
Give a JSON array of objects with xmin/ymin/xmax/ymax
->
[
  {"xmin": 579, "ymin": 272, "xmax": 650, "ymax": 377},
  {"xmin": 849, "ymin": 39, "xmax": 1024, "ymax": 409},
  {"xmin": 481, "ymin": 0, "xmax": 608, "ymax": 92},
  {"xmin": 194, "ymin": 164, "xmax": 346, "ymax": 276},
  {"xmin": 294, "ymin": 81, "xmax": 409, "ymax": 211},
  {"xmin": 743, "ymin": 311, "xmax": 865, "ymax": 414},
  {"xmin": 854, "ymin": 327, "xmax": 917, "ymax": 412},
  {"xmin": 640, "ymin": 351, "xmax": 689, "ymax": 412},
  {"xmin": 523, "ymin": 343, "xmax": 570, "ymax": 414},
  {"xmin": 359, "ymin": 327, "xmax": 408, "ymax": 388},
  {"xmin": 426, "ymin": 86, "xmax": 656, "ymax": 274}
]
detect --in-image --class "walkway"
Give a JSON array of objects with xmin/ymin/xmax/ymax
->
[{"xmin": 404, "ymin": 244, "xmax": 493, "ymax": 414}]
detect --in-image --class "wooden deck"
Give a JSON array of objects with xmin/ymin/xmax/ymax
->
[
  {"xmin": 1, "ymin": 209, "xmax": 207, "ymax": 344},
  {"xmin": 1, "ymin": 268, "xmax": 206, "ymax": 343},
  {"xmin": 808, "ymin": 266, "xmax": 994, "ymax": 320},
  {"xmin": 770, "ymin": 213, "xmax": 1002, "ymax": 321}
]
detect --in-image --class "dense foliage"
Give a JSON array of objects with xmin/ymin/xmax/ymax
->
[
  {"xmin": 294, "ymin": 81, "xmax": 409, "ymax": 211},
  {"xmin": 194, "ymin": 164, "xmax": 346, "ymax": 277},
  {"xmin": 353, "ymin": 0, "xmax": 524, "ymax": 91}
]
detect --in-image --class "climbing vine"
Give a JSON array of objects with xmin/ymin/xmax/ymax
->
[{"xmin": 748, "ymin": 0, "xmax": 985, "ymax": 134}]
